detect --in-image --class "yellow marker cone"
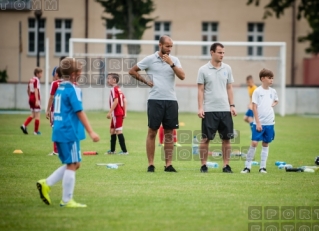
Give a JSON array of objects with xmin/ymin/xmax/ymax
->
[
  {"xmin": 179, "ymin": 122, "xmax": 185, "ymax": 126},
  {"xmin": 13, "ymin": 150, "xmax": 23, "ymax": 154}
]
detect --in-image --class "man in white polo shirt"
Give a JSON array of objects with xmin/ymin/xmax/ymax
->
[
  {"xmin": 197, "ymin": 42, "xmax": 237, "ymax": 173},
  {"xmin": 129, "ymin": 35, "xmax": 185, "ymax": 173}
]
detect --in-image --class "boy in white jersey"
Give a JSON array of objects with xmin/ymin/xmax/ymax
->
[{"xmin": 241, "ymin": 68, "xmax": 278, "ymax": 174}]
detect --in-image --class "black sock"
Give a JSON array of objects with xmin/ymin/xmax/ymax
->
[
  {"xmin": 110, "ymin": 134, "xmax": 116, "ymax": 152},
  {"xmin": 117, "ymin": 133, "xmax": 127, "ymax": 152}
]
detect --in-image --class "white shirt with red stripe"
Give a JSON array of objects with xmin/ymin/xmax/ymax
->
[
  {"xmin": 28, "ymin": 76, "xmax": 41, "ymax": 101},
  {"xmin": 109, "ymin": 85, "xmax": 125, "ymax": 117}
]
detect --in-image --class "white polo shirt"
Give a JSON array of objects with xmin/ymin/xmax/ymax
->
[
  {"xmin": 197, "ymin": 61, "xmax": 234, "ymax": 112},
  {"xmin": 137, "ymin": 52, "xmax": 182, "ymax": 101}
]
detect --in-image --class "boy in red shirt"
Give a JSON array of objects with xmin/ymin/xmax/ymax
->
[
  {"xmin": 105, "ymin": 73, "xmax": 128, "ymax": 155},
  {"xmin": 46, "ymin": 67, "xmax": 63, "ymax": 155},
  {"xmin": 20, "ymin": 67, "xmax": 43, "ymax": 135}
]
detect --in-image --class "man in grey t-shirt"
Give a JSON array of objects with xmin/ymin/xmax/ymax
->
[
  {"xmin": 129, "ymin": 35, "xmax": 185, "ymax": 173},
  {"xmin": 197, "ymin": 42, "xmax": 237, "ymax": 173}
]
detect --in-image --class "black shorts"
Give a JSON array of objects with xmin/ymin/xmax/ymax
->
[
  {"xmin": 147, "ymin": 100, "xmax": 179, "ymax": 130},
  {"xmin": 202, "ymin": 112, "xmax": 234, "ymax": 140}
]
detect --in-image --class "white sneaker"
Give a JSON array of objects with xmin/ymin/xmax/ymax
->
[
  {"xmin": 48, "ymin": 152, "xmax": 58, "ymax": 156},
  {"xmin": 259, "ymin": 168, "xmax": 267, "ymax": 173},
  {"xmin": 241, "ymin": 167, "xmax": 251, "ymax": 173}
]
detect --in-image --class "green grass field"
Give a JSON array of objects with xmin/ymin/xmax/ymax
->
[{"xmin": 0, "ymin": 112, "xmax": 319, "ymax": 231}]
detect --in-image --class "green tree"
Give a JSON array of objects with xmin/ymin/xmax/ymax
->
[
  {"xmin": 247, "ymin": 0, "xmax": 319, "ymax": 54},
  {"xmin": 96, "ymin": 0, "xmax": 156, "ymax": 54}
]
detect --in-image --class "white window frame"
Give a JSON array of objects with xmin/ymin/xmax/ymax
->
[
  {"xmin": 28, "ymin": 18, "xmax": 46, "ymax": 56},
  {"xmin": 154, "ymin": 21, "xmax": 171, "ymax": 52},
  {"xmin": 247, "ymin": 23, "xmax": 264, "ymax": 56},
  {"xmin": 106, "ymin": 27, "xmax": 123, "ymax": 54},
  {"xmin": 201, "ymin": 22, "xmax": 219, "ymax": 55},
  {"xmin": 55, "ymin": 19, "xmax": 72, "ymax": 56}
]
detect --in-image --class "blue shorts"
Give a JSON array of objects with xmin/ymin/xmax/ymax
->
[
  {"xmin": 56, "ymin": 140, "xmax": 82, "ymax": 164},
  {"xmin": 245, "ymin": 109, "xmax": 254, "ymax": 117},
  {"xmin": 252, "ymin": 124, "xmax": 275, "ymax": 143}
]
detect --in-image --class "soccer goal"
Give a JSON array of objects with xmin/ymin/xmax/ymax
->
[{"xmin": 69, "ymin": 38, "xmax": 286, "ymax": 116}]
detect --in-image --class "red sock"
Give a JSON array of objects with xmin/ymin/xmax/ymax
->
[
  {"xmin": 159, "ymin": 126, "xmax": 164, "ymax": 144},
  {"xmin": 173, "ymin": 129, "xmax": 177, "ymax": 143},
  {"xmin": 24, "ymin": 116, "xmax": 33, "ymax": 127},
  {"xmin": 34, "ymin": 119, "xmax": 40, "ymax": 132},
  {"xmin": 53, "ymin": 142, "xmax": 58, "ymax": 153}
]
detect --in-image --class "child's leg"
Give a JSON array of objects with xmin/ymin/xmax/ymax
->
[
  {"xmin": 110, "ymin": 128, "xmax": 116, "ymax": 152},
  {"xmin": 46, "ymin": 165, "xmax": 67, "ymax": 186},
  {"xmin": 61, "ymin": 140, "xmax": 81, "ymax": 203},
  {"xmin": 53, "ymin": 142, "xmax": 58, "ymax": 153},
  {"xmin": 245, "ymin": 141, "xmax": 258, "ymax": 169},
  {"xmin": 23, "ymin": 114, "xmax": 33, "ymax": 127},
  {"xmin": 260, "ymin": 142, "xmax": 269, "ymax": 169},
  {"xmin": 62, "ymin": 164, "xmax": 78, "ymax": 203},
  {"xmin": 34, "ymin": 111, "xmax": 40, "ymax": 133},
  {"xmin": 159, "ymin": 125, "xmax": 164, "ymax": 144},
  {"xmin": 116, "ymin": 130, "xmax": 127, "ymax": 153}
]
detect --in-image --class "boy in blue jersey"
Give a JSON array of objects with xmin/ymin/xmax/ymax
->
[{"xmin": 36, "ymin": 57, "xmax": 100, "ymax": 208}]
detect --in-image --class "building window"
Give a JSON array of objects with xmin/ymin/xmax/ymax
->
[
  {"xmin": 55, "ymin": 19, "xmax": 72, "ymax": 55},
  {"xmin": 106, "ymin": 25, "xmax": 123, "ymax": 54},
  {"xmin": 247, "ymin": 23, "xmax": 264, "ymax": 56},
  {"xmin": 202, "ymin": 22, "xmax": 218, "ymax": 55},
  {"xmin": 154, "ymin": 22, "xmax": 171, "ymax": 52},
  {"xmin": 28, "ymin": 18, "xmax": 45, "ymax": 55}
]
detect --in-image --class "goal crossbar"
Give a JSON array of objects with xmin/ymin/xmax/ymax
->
[{"xmin": 69, "ymin": 38, "xmax": 286, "ymax": 116}]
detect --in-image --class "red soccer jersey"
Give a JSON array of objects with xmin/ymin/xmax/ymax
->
[
  {"xmin": 28, "ymin": 76, "xmax": 41, "ymax": 101},
  {"xmin": 109, "ymin": 85, "xmax": 125, "ymax": 117},
  {"xmin": 50, "ymin": 79, "xmax": 63, "ymax": 111}
]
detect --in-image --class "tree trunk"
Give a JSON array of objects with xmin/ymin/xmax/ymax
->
[{"xmin": 126, "ymin": 0, "xmax": 141, "ymax": 54}]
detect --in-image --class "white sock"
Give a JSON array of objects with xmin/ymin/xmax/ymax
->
[
  {"xmin": 62, "ymin": 169, "xmax": 76, "ymax": 203},
  {"xmin": 260, "ymin": 146, "xmax": 269, "ymax": 169},
  {"xmin": 46, "ymin": 165, "xmax": 66, "ymax": 187},
  {"xmin": 245, "ymin": 146, "xmax": 256, "ymax": 169}
]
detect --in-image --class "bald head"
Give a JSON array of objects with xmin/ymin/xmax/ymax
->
[{"xmin": 159, "ymin": 35, "xmax": 172, "ymax": 44}]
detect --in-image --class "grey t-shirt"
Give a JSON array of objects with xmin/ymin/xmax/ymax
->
[
  {"xmin": 197, "ymin": 61, "xmax": 234, "ymax": 112},
  {"xmin": 137, "ymin": 52, "xmax": 182, "ymax": 100}
]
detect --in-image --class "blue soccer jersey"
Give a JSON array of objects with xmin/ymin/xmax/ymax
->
[{"xmin": 52, "ymin": 81, "xmax": 85, "ymax": 142}]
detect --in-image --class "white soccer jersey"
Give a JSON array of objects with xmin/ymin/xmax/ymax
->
[{"xmin": 252, "ymin": 86, "xmax": 278, "ymax": 125}]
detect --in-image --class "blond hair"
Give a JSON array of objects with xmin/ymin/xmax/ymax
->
[{"xmin": 60, "ymin": 57, "xmax": 82, "ymax": 78}]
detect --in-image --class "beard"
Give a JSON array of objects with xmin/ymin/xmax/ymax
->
[{"xmin": 161, "ymin": 48, "xmax": 169, "ymax": 55}]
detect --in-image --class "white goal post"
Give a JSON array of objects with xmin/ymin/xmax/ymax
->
[{"xmin": 69, "ymin": 38, "xmax": 286, "ymax": 116}]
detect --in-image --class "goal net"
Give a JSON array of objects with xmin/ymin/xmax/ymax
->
[{"xmin": 69, "ymin": 38, "xmax": 286, "ymax": 116}]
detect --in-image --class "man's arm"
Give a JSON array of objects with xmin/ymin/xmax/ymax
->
[
  {"xmin": 161, "ymin": 55, "xmax": 185, "ymax": 80},
  {"xmin": 129, "ymin": 65, "xmax": 153, "ymax": 87},
  {"xmin": 197, "ymin": 84, "xmax": 205, "ymax": 118},
  {"xmin": 227, "ymin": 83, "xmax": 237, "ymax": 116},
  {"xmin": 171, "ymin": 65, "xmax": 185, "ymax": 80}
]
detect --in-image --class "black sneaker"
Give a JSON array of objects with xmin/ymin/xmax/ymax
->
[
  {"xmin": 200, "ymin": 165, "xmax": 208, "ymax": 173},
  {"xmin": 20, "ymin": 125, "xmax": 28, "ymax": 134},
  {"xmin": 147, "ymin": 165, "xmax": 155, "ymax": 172},
  {"xmin": 164, "ymin": 165, "xmax": 177, "ymax": 172},
  {"xmin": 223, "ymin": 165, "xmax": 233, "ymax": 173}
]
